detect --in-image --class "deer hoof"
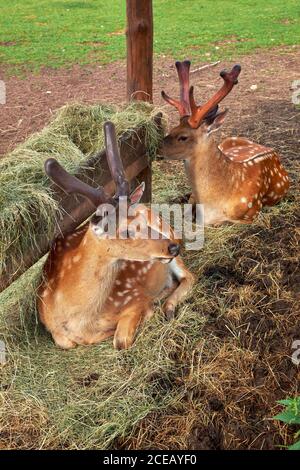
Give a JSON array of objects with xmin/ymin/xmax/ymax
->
[
  {"xmin": 163, "ymin": 303, "xmax": 175, "ymax": 321},
  {"xmin": 113, "ymin": 335, "xmax": 133, "ymax": 350}
]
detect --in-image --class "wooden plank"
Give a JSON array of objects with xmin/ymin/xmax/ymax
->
[
  {"xmin": 0, "ymin": 121, "xmax": 162, "ymax": 293},
  {"xmin": 126, "ymin": 0, "xmax": 153, "ymax": 102}
]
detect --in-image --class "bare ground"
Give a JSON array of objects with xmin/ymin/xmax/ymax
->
[{"xmin": 0, "ymin": 46, "xmax": 299, "ymax": 156}]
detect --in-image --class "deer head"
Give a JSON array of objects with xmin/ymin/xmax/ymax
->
[{"xmin": 160, "ymin": 60, "xmax": 241, "ymax": 161}]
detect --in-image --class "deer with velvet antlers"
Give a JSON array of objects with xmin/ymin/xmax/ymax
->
[
  {"xmin": 161, "ymin": 61, "xmax": 289, "ymax": 225},
  {"xmin": 38, "ymin": 122, "xmax": 194, "ymax": 350}
]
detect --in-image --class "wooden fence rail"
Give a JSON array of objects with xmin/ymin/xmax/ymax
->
[{"xmin": 0, "ymin": 116, "xmax": 162, "ymax": 293}]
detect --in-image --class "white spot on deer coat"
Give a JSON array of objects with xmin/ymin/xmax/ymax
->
[{"xmin": 124, "ymin": 296, "xmax": 132, "ymax": 305}]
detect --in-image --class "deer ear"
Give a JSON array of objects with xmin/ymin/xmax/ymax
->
[
  {"xmin": 206, "ymin": 109, "xmax": 229, "ymax": 135},
  {"xmin": 129, "ymin": 182, "xmax": 145, "ymax": 205}
]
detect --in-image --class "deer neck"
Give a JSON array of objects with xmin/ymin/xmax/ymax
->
[
  {"xmin": 75, "ymin": 228, "xmax": 121, "ymax": 314},
  {"xmin": 187, "ymin": 137, "xmax": 232, "ymax": 203}
]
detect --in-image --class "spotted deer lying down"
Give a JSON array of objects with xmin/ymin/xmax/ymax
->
[
  {"xmin": 161, "ymin": 60, "xmax": 289, "ymax": 225},
  {"xmin": 38, "ymin": 122, "xmax": 194, "ymax": 350}
]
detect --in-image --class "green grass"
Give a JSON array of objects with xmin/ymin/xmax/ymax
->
[{"xmin": 0, "ymin": 0, "xmax": 299, "ymax": 72}]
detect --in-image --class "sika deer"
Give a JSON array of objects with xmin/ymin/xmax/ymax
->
[
  {"xmin": 38, "ymin": 122, "xmax": 194, "ymax": 350},
  {"xmin": 161, "ymin": 60, "xmax": 289, "ymax": 225}
]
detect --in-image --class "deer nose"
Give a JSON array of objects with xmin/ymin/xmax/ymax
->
[{"xmin": 168, "ymin": 243, "xmax": 180, "ymax": 257}]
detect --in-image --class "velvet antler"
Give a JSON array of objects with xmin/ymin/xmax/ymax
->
[
  {"xmin": 161, "ymin": 60, "xmax": 191, "ymax": 117},
  {"xmin": 188, "ymin": 64, "xmax": 241, "ymax": 128},
  {"xmin": 44, "ymin": 158, "xmax": 111, "ymax": 207},
  {"xmin": 104, "ymin": 121, "xmax": 130, "ymax": 198}
]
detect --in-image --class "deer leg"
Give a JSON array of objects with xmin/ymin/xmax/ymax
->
[
  {"xmin": 188, "ymin": 193, "xmax": 196, "ymax": 205},
  {"xmin": 262, "ymin": 189, "xmax": 288, "ymax": 207},
  {"xmin": 84, "ymin": 329, "xmax": 115, "ymax": 345},
  {"xmin": 53, "ymin": 329, "xmax": 115, "ymax": 348},
  {"xmin": 228, "ymin": 199, "xmax": 262, "ymax": 224},
  {"xmin": 52, "ymin": 332, "xmax": 77, "ymax": 350},
  {"xmin": 186, "ymin": 193, "xmax": 198, "ymax": 221},
  {"xmin": 163, "ymin": 258, "xmax": 194, "ymax": 320},
  {"xmin": 113, "ymin": 305, "xmax": 151, "ymax": 350}
]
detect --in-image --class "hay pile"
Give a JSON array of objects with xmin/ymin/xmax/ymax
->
[
  {"xmin": 1, "ymin": 176, "xmax": 298, "ymax": 450},
  {"xmin": 0, "ymin": 98, "xmax": 299, "ymax": 450},
  {"xmin": 0, "ymin": 101, "xmax": 164, "ymax": 281}
]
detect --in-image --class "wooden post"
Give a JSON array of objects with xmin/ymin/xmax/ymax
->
[{"xmin": 126, "ymin": 0, "xmax": 153, "ymax": 102}]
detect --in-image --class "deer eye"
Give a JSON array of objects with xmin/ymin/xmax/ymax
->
[{"xmin": 178, "ymin": 135, "xmax": 188, "ymax": 142}]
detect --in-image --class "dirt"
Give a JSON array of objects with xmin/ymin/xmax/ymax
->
[{"xmin": 1, "ymin": 45, "xmax": 299, "ymax": 156}]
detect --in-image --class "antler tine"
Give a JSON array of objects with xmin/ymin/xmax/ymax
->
[
  {"xmin": 161, "ymin": 60, "xmax": 191, "ymax": 117},
  {"xmin": 189, "ymin": 85, "xmax": 219, "ymax": 124},
  {"xmin": 188, "ymin": 64, "xmax": 241, "ymax": 128},
  {"xmin": 104, "ymin": 121, "xmax": 129, "ymax": 198},
  {"xmin": 189, "ymin": 86, "xmax": 197, "ymax": 116},
  {"xmin": 44, "ymin": 158, "xmax": 111, "ymax": 208},
  {"xmin": 161, "ymin": 90, "xmax": 185, "ymax": 115},
  {"xmin": 176, "ymin": 60, "xmax": 191, "ymax": 115}
]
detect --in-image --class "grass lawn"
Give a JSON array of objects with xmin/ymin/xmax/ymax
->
[{"xmin": 0, "ymin": 0, "xmax": 299, "ymax": 72}]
